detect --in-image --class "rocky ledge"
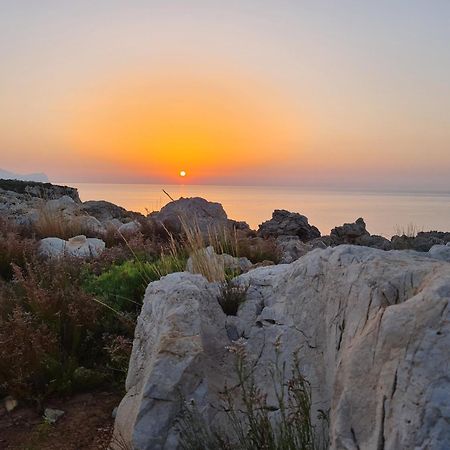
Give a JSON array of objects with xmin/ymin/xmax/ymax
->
[{"xmin": 113, "ymin": 245, "xmax": 450, "ymax": 449}]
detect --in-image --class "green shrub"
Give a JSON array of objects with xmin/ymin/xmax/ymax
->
[
  {"xmin": 84, "ymin": 253, "xmax": 187, "ymax": 315},
  {"xmin": 0, "ymin": 258, "xmax": 121, "ymax": 401},
  {"xmin": 0, "ymin": 220, "xmax": 37, "ymax": 281}
]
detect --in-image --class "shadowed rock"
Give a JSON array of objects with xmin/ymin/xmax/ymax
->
[
  {"xmin": 257, "ymin": 209, "xmax": 321, "ymax": 241},
  {"xmin": 150, "ymin": 197, "xmax": 248, "ymax": 236}
]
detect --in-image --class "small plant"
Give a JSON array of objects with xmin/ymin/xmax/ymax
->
[
  {"xmin": 179, "ymin": 339, "xmax": 329, "ymax": 450},
  {"xmin": 218, "ymin": 280, "xmax": 248, "ymax": 315},
  {"xmin": 0, "ymin": 219, "xmax": 36, "ymax": 280},
  {"xmin": 35, "ymin": 206, "xmax": 80, "ymax": 239},
  {"xmin": 394, "ymin": 222, "xmax": 421, "ymax": 238}
]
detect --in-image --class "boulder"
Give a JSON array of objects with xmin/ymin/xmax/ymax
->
[
  {"xmin": 428, "ymin": 244, "xmax": 450, "ymax": 262},
  {"xmin": 114, "ymin": 246, "xmax": 450, "ymax": 449},
  {"xmin": 45, "ymin": 195, "xmax": 77, "ymax": 212},
  {"xmin": 82, "ymin": 200, "xmax": 143, "ymax": 223},
  {"xmin": 39, "ymin": 235, "xmax": 105, "ymax": 258},
  {"xmin": 257, "ymin": 209, "xmax": 321, "ymax": 241},
  {"xmin": 391, "ymin": 231, "xmax": 450, "ymax": 252},
  {"xmin": 118, "ymin": 220, "xmax": 142, "ymax": 235},
  {"xmin": 276, "ymin": 235, "xmax": 327, "ymax": 263},
  {"xmin": 150, "ymin": 197, "xmax": 239, "ymax": 236},
  {"xmin": 331, "ymin": 218, "xmax": 392, "ymax": 250}
]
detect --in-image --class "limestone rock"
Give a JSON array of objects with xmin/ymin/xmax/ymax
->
[
  {"xmin": 118, "ymin": 220, "xmax": 142, "ymax": 235},
  {"xmin": 428, "ymin": 244, "xmax": 450, "ymax": 262},
  {"xmin": 114, "ymin": 273, "xmax": 228, "ymax": 449},
  {"xmin": 39, "ymin": 235, "xmax": 105, "ymax": 258},
  {"xmin": 114, "ymin": 246, "xmax": 450, "ymax": 449},
  {"xmin": 276, "ymin": 235, "xmax": 327, "ymax": 263},
  {"xmin": 82, "ymin": 200, "xmax": 142, "ymax": 223},
  {"xmin": 150, "ymin": 197, "xmax": 231, "ymax": 236},
  {"xmin": 257, "ymin": 209, "xmax": 321, "ymax": 241}
]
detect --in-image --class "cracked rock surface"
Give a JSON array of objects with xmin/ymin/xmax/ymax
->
[{"xmin": 114, "ymin": 245, "xmax": 450, "ymax": 450}]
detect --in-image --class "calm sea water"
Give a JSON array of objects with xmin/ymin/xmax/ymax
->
[{"xmin": 67, "ymin": 183, "xmax": 450, "ymax": 237}]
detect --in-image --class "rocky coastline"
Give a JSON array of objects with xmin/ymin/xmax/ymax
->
[{"xmin": 0, "ymin": 180, "xmax": 449, "ymax": 449}]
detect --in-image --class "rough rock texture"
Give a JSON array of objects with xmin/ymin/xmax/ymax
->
[
  {"xmin": 114, "ymin": 273, "xmax": 228, "ymax": 448},
  {"xmin": 330, "ymin": 218, "xmax": 392, "ymax": 250},
  {"xmin": 391, "ymin": 231, "xmax": 450, "ymax": 252},
  {"xmin": 39, "ymin": 235, "xmax": 105, "ymax": 258},
  {"xmin": 257, "ymin": 209, "xmax": 321, "ymax": 241},
  {"xmin": 82, "ymin": 200, "xmax": 142, "ymax": 223},
  {"xmin": 114, "ymin": 246, "xmax": 450, "ymax": 449},
  {"xmin": 0, "ymin": 179, "xmax": 80, "ymax": 202},
  {"xmin": 0, "ymin": 180, "xmax": 142, "ymax": 233},
  {"xmin": 149, "ymin": 197, "xmax": 240, "ymax": 236},
  {"xmin": 428, "ymin": 244, "xmax": 450, "ymax": 262},
  {"xmin": 276, "ymin": 235, "xmax": 327, "ymax": 263},
  {"xmin": 118, "ymin": 221, "xmax": 142, "ymax": 235}
]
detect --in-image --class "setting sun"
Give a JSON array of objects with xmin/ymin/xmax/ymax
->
[{"xmin": 179, "ymin": 170, "xmax": 186, "ymax": 177}]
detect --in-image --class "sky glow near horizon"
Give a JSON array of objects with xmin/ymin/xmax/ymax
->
[{"xmin": 0, "ymin": 1, "xmax": 449, "ymax": 190}]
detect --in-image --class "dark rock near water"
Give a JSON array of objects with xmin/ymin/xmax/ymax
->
[
  {"xmin": 391, "ymin": 231, "xmax": 450, "ymax": 252},
  {"xmin": 82, "ymin": 200, "xmax": 143, "ymax": 223},
  {"xmin": 257, "ymin": 209, "xmax": 321, "ymax": 241},
  {"xmin": 150, "ymin": 197, "xmax": 248, "ymax": 236},
  {"xmin": 330, "ymin": 218, "xmax": 391, "ymax": 250},
  {"xmin": 0, "ymin": 179, "xmax": 80, "ymax": 202}
]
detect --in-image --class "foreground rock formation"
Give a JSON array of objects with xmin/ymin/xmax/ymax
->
[{"xmin": 114, "ymin": 246, "xmax": 450, "ymax": 449}]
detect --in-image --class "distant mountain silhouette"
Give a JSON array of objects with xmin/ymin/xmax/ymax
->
[{"xmin": 0, "ymin": 168, "xmax": 49, "ymax": 183}]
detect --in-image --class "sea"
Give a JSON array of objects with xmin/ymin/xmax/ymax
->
[{"xmin": 66, "ymin": 183, "xmax": 450, "ymax": 238}]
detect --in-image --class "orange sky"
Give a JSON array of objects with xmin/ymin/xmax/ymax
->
[
  {"xmin": 1, "ymin": 1, "xmax": 449, "ymax": 190},
  {"xmin": 62, "ymin": 70, "xmax": 306, "ymax": 184}
]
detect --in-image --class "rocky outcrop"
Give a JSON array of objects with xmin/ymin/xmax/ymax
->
[
  {"xmin": 113, "ymin": 246, "xmax": 450, "ymax": 449},
  {"xmin": 276, "ymin": 235, "xmax": 327, "ymax": 263},
  {"xmin": 391, "ymin": 231, "xmax": 450, "ymax": 252},
  {"xmin": 39, "ymin": 235, "xmax": 105, "ymax": 258},
  {"xmin": 150, "ymin": 197, "xmax": 247, "ymax": 236},
  {"xmin": 330, "ymin": 218, "xmax": 391, "ymax": 250},
  {"xmin": 0, "ymin": 179, "xmax": 80, "ymax": 202},
  {"xmin": 82, "ymin": 200, "xmax": 143, "ymax": 223},
  {"xmin": 257, "ymin": 209, "xmax": 321, "ymax": 241},
  {"xmin": 0, "ymin": 181, "xmax": 141, "ymax": 234}
]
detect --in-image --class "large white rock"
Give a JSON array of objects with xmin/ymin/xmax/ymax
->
[
  {"xmin": 114, "ymin": 246, "xmax": 450, "ymax": 450},
  {"xmin": 39, "ymin": 235, "xmax": 105, "ymax": 258},
  {"xmin": 429, "ymin": 244, "xmax": 450, "ymax": 262},
  {"xmin": 118, "ymin": 220, "xmax": 142, "ymax": 235}
]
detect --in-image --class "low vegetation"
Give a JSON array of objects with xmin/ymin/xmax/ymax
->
[{"xmin": 179, "ymin": 339, "xmax": 328, "ymax": 450}]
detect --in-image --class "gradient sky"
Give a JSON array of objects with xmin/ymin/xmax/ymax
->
[{"xmin": 1, "ymin": 1, "xmax": 449, "ymax": 189}]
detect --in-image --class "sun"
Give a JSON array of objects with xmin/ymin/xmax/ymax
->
[{"xmin": 179, "ymin": 170, "xmax": 186, "ymax": 177}]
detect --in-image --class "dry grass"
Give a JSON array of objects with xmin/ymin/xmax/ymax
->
[
  {"xmin": 181, "ymin": 220, "xmax": 227, "ymax": 282},
  {"xmin": 394, "ymin": 223, "xmax": 422, "ymax": 238},
  {"xmin": 34, "ymin": 206, "xmax": 87, "ymax": 240}
]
